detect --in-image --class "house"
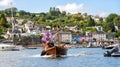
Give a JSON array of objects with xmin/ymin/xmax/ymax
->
[
  {"xmin": 91, "ymin": 15, "xmax": 100, "ymax": 22},
  {"xmin": 86, "ymin": 26, "xmax": 103, "ymax": 31},
  {"xmin": 106, "ymin": 33, "xmax": 116, "ymax": 41},
  {"xmin": 16, "ymin": 19, "xmax": 24, "ymax": 25},
  {"xmin": 65, "ymin": 25, "xmax": 79, "ymax": 32},
  {"xmin": 52, "ymin": 31, "xmax": 72, "ymax": 44},
  {"xmin": 94, "ymin": 26, "xmax": 103, "ymax": 31},
  {"xmin": 92, "ymin": 31, "xmax": 106, "ymax": 41},
  {"xmin": 24, "ymin": 21, "xmax": 34, "ymax": 33}
]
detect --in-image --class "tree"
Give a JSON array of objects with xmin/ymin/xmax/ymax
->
[
  {"xmin": 114, "ymin": 16, "xmax": 120, "ymax": 29},
  {"xmin": 49, "ymin": 7, "xmax": 61, "ymax": 16},
  {"xmin": 106, "ymin": 13, "xmax": 118, "ymax": 23},
  {"xmin": 103, "ymin": 13, "xmax": 118, "ymax": 32},
  {"xmin": 72, "ymin": 13, "xmax": 83, "ymax": 21},
  {"xmin": 0, "ymin": 26, "xmax": 5, "ymax": 35},
  {"xmin": 116, "ymin": 30, "xmax": 120, "ymax": 38},
  {"xmin": 87, "ymin": 16, "xmax": 95, "ymax": 26},
  {"xmin": 4, "ymin": 7, "xmax": 17, "ymax": 17},
  {"xmin": 0, "ymin": 14, "xmax": 9, "ymax": 28},
  {"xmin": 61, "ymin": 11, "xmax": 66, "ymax": 16}
]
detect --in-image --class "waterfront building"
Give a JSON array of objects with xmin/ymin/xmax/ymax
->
[
  {"xmin": 65, "ymin": 25, "xmax": 79, "ymax": 32},
  {"xmin": 52, "ymin": 31, "xmax": 72, "ymax": 44},
  {"xmin": 86, "ymin": 26, "xmax": 103, "ymax": 31},
  {"xmin": 24, "ymin": 21, "xmax": 34, "ymax": 33},
  {"xmin": 92, "ymin": 31, "xmax": 106, "ymax": 41}
]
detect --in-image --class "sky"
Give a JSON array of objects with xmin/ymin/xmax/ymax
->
[{"xmin": 0, "ymin": 0, "xmax": 120, "ymax": 17}]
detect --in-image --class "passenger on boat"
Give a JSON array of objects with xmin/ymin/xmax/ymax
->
[
  {"xmin": 43, "ymin": 40, "xmax": 54, "ymax": 50},
  {"xmin": 46, "ymin": 40, "xmax": 54, "ymax": 48}
]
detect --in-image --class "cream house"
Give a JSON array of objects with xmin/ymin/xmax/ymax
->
[
  {"xmin": 52, "ymin": 31, "xmax": 72, "ymax": 44},
  {"xmin": 24, "ymin": 21, "xmax": 34, "ymax": 33},
  {"xmin": 92, "ymin": 31, "xmax": 106, "ymax": 41}
]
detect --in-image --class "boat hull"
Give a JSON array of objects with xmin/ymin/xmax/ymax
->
[
  {"xmin": 111, "ymin": 52, "xmax": 120, "ymax": 57},
  {"xmin": 41, "ymin": 46, "xmax": 67, "ymax": 57},
  {"xmin": 0, "ymin": 45, "xmax": 15, "ymax": 51}
]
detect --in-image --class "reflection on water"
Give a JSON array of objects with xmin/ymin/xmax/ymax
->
[{"xmin": 0, "ymin": 48, "xmax": 120, "ymax": 67}]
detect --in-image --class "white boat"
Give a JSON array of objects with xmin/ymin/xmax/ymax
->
[
  {"xmin": 104, "ymin": 43, "xmax": 120, "ymax": 57},
  {"xmin": 0, "ymin": 43, "xmax": 15, "ymax": 51},
  {"xmin": 111, "ymin": 52, "xmax": 120, "ymax": 57},
  {"xmin": 12, "ymin": 45, "xmax": 24, "ymax": 51},
  {"xmin": 103, "ymin": 43, "xmax": 119, "ymax": 49}
]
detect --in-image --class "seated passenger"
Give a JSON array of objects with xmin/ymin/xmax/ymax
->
[{"xmin": 43, "ymin": 40, "xmax": 54, "ymax": 50}]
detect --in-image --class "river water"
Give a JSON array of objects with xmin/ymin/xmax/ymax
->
[{"xmin": 0, "ymin": 47, "xmax": 120, "ymax": 67}]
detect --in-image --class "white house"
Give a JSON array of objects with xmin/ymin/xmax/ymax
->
[
  {"xmin": 86, "ymin": 26, "xmax": 103, "ymax": 31},
  {"xmin": 53, "ymin": 31, "xmax": 72, "ymax": 44},
  {"xmin": 65, "ymin": 25, "xmax": 79, "ymax": 32},
  {"xmin": 24, "ymin": 21, "xmax": 34, "ymax": 33},
  {"xmin": 92, "ymin": 31, "xmax": 106, "ymax": 41},
  {"xmin": 94, "ymin": 26, "xmax": 103, "ymax": 31}
]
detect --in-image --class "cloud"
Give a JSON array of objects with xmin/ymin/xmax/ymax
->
[
  {"xmin": 56, "ymin": 3, "xmax": 84, "ymax": 14},
  {"xmin": 98, "ymin": 12, "xmax": 109, "ymax": 17},
  {"xmin": 0, "ymin": 0, "xmax": 13, "ymax": 6}
]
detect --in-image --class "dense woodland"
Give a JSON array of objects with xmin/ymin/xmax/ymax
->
[{"xmin": 0, "ymin": 7, "xmax": 120, "ymax": 39}]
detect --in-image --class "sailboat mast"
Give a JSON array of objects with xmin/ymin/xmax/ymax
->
[
  {"xmin": 10, "ymin": 2, "xmax": 14, "ymax": 33},
  {"xmin": 10, "ymin": 2, "xmax": 15, "ymax": 45},
  {"xmin": 57, "ymin": 26, "xmax": 60, "ymax": 46}
]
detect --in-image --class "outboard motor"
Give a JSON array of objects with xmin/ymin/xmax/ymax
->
[{"xmin": 104, "ymin": 51, "xmax": 112, "ymax": 57}]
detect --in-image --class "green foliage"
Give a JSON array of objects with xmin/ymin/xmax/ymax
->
[
  {"xmin": 87, "ymin": 16, "xmax": 95, "ymax": 26},
  {"xmin": 0, "ymin": 14, "xmax": 8, "ymax": 27},
  {"xmin": 49, "ymin": 7, "xmax": 61, "ymax": 16},
  {"xmin": 0, "ymin": 26, "xmax": 6, "ymax": 35},
  {"xmin": 106, "ymin": 13, "xmax": 118, "ymax": 23},
  {"xmin": 86, "ymin": 27, "xmax": 97, "ymax": 32},
  {"xmin": 114, "ymin": 16, "xmax": 120, "ymax": 29},
  {"xmin": 103, "ymin": 13, "xmax": 119, "ymax": 32},
  {"xmin": 0, "ymin": 7, "xmax": 120, "ymax": 35},
  {"xmin": 117, "ymin": 30, "xmax": 120, "ymax": 37},
  {"xmin": 21, "ymin": 19, "xmax": 27, "ymax": 25},
  {"xmin": 102, "ymin": 21, "xmax": 115, "ymax": 32},
  {"xmin": 0, "ymin": 14, "xmax": 8, "ymax": 33}
]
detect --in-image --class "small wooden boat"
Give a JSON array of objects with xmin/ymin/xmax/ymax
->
[
  {"xmin": 41, "ymin": 26, "xmax": 67, "ymax": 57},
  {"xmin": 41, "ymin": 45, "xmax": 67, "ymax": 57}
]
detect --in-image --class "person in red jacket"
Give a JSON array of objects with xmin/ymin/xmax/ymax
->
[{"xmin": 43, "ymin": 39, "xmax": 54, "ymax": 50}]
